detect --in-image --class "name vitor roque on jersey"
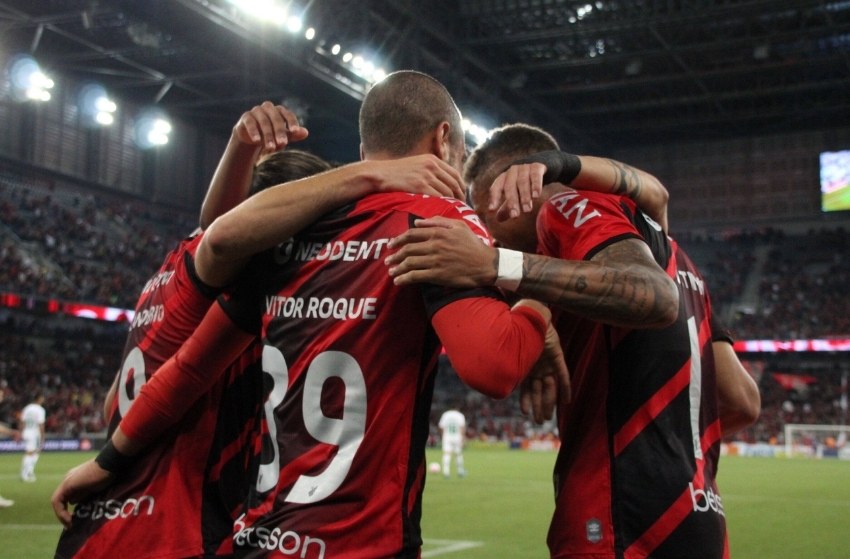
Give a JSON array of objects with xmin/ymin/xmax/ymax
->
[
  {"xmin": 267, "ymin": 238, "xmax": 390, "ymax": 322},
  {"xmin": 265, "ymin": 296, "xmax": 377, "ymax": 321}
]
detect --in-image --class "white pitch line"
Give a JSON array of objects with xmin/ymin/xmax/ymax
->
[
  {"xmin": 0, "ymin": 524, "xmax": 62, "ymax": 531},
  {"xmin": 422, "ymin": 539, "xmax": 484, "ymax": 557}
]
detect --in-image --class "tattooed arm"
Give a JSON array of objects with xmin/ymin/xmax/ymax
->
[
  {"xmin": 515, "ymin": 238, "xmax": 677, "ymax": 328},
  {"xmin": 569, "ymin": 156, "xmax": 668, "ymax": 233},
  {"xmin": 491, "ymin": 154, "xmax": 669, "ymax": 232},
  {"xmin": 387, "ymin": 218, "xmax": 678, "ymax": 328}
]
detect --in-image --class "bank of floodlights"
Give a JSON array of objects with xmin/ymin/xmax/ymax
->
[
  {"xmin": 79, "ymin": 83, "xmax": 118, "ymax": 127},
  {"xmin": 8, "ymin": 55, "xmax": 54, "ymax": 102},
  {"xmin": 134, "ymin": 109, "xmax": 173, "ymax": 148}
]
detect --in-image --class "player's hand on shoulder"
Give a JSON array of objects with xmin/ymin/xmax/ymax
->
[
  {"xmin": 521, "ymin": 322, "xmax": 570, "ymax": 424},
  {"xmin": 232, "ymin": 101, "xmax": 308, "ymax": 154},
  {"xmin": 51, "ymin": 459, "xmax": 115, "ymax": 529},
  {"xmin": 490, "ymin": 162, "xmax": 547, "ymax": 222},
  {"xmin": 367, "ymin": 155, "xmax": 465, "ymax": 200},
  {"xmin": 386, "ymin": 216, "xmax": 497, "ymax": 288}
]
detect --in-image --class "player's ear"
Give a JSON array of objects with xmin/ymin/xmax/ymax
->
[
  {"xmin": 432, "ymin": 121, "xmax": 452, "ymax": 163},
  {"xmin": 359, "ymin": 143, "xmax": 365, "ymax": 161}
]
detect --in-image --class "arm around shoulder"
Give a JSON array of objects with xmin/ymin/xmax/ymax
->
[
  {"xmin": 714, "ymin": 340, "xmax": 761, "ymax": 436},
  {"xmin": 115, "ymin": 303, "xmax": 255, "ymax": 453},
  {"xmin": 516, "ymin": 239, "xmax": 679, "ymax": 329},
  {"xmin": 432, "ymin": 297, "xmax": 549, "ymax": 399}
]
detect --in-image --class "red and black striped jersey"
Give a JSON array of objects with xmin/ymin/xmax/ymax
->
[
  {"xmin": 201, "ymin": 341, "xmax": 266, "ymax": 557},
  {"xmin": 55, "ymin": 233, "xmax": 244, "ymax": 559},
  {"xmin": 220, "ymin": 192, "xmax": 498, "ymax": 559},
  {"xmin": 537, "ymin": 191, "xmax": 727, "ymax": 559}
]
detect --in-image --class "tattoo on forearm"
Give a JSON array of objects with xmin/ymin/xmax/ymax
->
[
  {"xmin": 519, "ymin": 239, "xmax": 676, "ymax": 327},
  {"xmin": 607, "ymin": 159, "xmax": 643, "ymax": 201},
  {"xmin": 575, "ymin": 275, "xmax": 587, "ymax": 292}
]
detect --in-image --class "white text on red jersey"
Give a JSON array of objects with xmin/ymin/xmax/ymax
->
[
  {"xmin": 265, "ymin": 296, "xmax": 378, "ymax": 321},
  {"xmin": 676, "ymin": 270, "xmax": 705, "ymax": 295},
  {"xmin": 277, "ymin": 238, "xmax": 390, "ymax": 263},
  {"xmin": 548, "ymin": 192, "xmax": 602, "ymax": 228},
  {"xmin": 140, "ymin": 270, "xmax": 174, "ymax": 295}
]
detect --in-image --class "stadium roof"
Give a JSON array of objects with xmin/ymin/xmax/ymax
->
[{"xmin": 2, "ymin": 0, "xmax": 850, "ymax": 160}]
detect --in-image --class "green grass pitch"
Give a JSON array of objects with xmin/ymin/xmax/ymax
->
[{"xmin": 0, "ymin": 448, "xmax": 848, "ymax": 558}]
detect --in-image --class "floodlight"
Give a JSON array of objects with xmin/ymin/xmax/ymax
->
[
  {"xmin": 372, "ymin": 68, "xmax": 387, "ymax": 83},
  {"xmin": 286, "ymin": 15, "xmax": 302, "ymax": 32},
  {"xmin": 95, "ymin": 112, "xmax": 115, "ymax": 126},
  {"xmin": 462, "ymin": 119, "xmax": 491, "ymax": 146},
  {"xmin": 79, "ymin": 83, "xmax": 118, "ymax": 126},
  {"xmin": 134, "ymin": 110, "xmax": 172, "ymax": 149},
  {"xmin": 8, "ymin": 55, "xmax": 54, "ymax": 102},
  {"xmin": 95, "ymin": 96, "xmax": 117, "ymax": 113}
]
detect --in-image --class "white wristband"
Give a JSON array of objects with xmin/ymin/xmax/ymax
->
[{"xmin": 495, "ymin": 248, "xmax": 524, "ymax": 291}]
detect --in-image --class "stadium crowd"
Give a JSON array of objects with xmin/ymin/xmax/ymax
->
[
  {"xmin": 0, "ymin": 177, "xmax": 195, "ymax": 308},
  {"xmin": 0, "ymin": 310, "xmax": 123, "ymax": 437}
]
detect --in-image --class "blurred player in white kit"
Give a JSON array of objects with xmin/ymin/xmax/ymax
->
[
  {"xmin": 439, "ymin": 408, "xmax": 467, "ymax": 478},
  {"xmin": 20, "ymin": 392, "xmax": 46, "ymax": 482}
]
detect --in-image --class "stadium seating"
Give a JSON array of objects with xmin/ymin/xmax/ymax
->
[{"xmin": 0, "ymin": 309, "xmax": 124, "ymax": 437}]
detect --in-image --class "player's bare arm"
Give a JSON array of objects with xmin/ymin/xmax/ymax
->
[
  {"xmin": 52, "ymin": 458, "xmax": 117, "ymax": 528},
  {"xmin": 572, "ymin": 156, "xmax": 668, "ymax": 233},
  {"xmin": 199, "ymin": 101, "xmax": 307, "ymax": 229},
  {"xmin": 199, "ymin": 155, "xmax": 465, "ymax": 287},
  {"xmin": 491, "ymin": 153, "xmax": 669, "ymax": 232},
  {"xmin": 519, "ymin": 238, "xmax": 678, "ymax": 328},
  {"xmin": 102, "ymin": 373, "xmax": 119, "ymax": 420},
  {"xmin": 714, "ymin": 340, "xmax": 761, "ymax": 435},
  {"xmin": 388, "ymin": 217, "xmax": 678, "ymax": 328}
]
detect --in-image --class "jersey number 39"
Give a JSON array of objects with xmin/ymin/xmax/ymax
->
[{"xmin": 258, "ymin": 345, "xmax": 367, "ymax": 503}]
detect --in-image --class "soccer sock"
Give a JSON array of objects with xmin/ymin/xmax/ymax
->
[
  {"xmin": 457, "ymin": 454, "xmax": 465, "ymax": 476},
  {"xmin": 442, "ymin": 453, "xmax": 451, "ymax": 476},
  {"xmin": 21, "ymin": 455, "xmax": 34, "ymax": 478}
]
